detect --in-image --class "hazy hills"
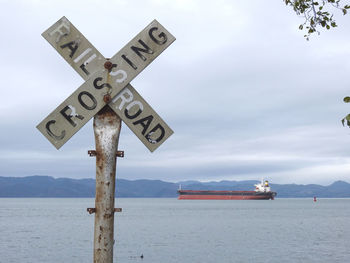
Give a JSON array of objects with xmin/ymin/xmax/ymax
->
[{"xmin": 0, "ymin": 176, "xmax": 350, "ymax": 198}]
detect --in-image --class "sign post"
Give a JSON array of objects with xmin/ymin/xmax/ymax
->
[
  {"xmin": 37, "ymin": 17, "xmax": 175, "ymax": 262},
  {"xmin": 93, "ymin": 105, "xmax": 121, "ymax": 263}
]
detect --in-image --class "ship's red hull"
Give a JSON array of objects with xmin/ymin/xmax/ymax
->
[{"xmin": 178, "ymin": 190, "xmax": 276, "ymax": 200}]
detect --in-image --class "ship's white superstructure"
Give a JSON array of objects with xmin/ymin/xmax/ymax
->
[{"xmin": 254, "ymin": 179, "xmax": 271, "ymax": 193}]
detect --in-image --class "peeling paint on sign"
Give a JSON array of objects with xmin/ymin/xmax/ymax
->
[
  {"xmin": 110, "ymin": 85, "xmax": 173, "ymax": 152},
  {"xmin": 37, "ymin": 17, "xmax": 175, "ymax": 151}
]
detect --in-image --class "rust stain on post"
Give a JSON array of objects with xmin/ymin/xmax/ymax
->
[{"xmin": 93, "ymin": 105, "xmax": 121, "ymax": 263}]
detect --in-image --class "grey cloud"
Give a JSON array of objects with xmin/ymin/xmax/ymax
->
[{"xmin": 1, "ymin": 0, "xmax": 350, "ymax": 185}]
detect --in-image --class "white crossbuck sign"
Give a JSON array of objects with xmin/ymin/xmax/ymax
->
[{"xmin": 37, "ymin": 17, "xmax": 175, "ymax": 152}]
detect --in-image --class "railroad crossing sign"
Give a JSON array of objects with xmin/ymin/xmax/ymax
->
[{"xmin": 37, "ymin": 17, "xmax": 175, "ymax": 152}]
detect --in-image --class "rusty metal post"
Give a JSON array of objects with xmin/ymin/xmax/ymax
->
[{"xmin": 93, "ymin": 104, "xmax": 121, "ymax": 263}]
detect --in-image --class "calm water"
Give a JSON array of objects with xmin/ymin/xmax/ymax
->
[{"xmin": 0, "ymin": 198, "xmax": 349, "ymax": 263}]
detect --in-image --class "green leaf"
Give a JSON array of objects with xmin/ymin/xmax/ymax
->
[{"xmin": 344, "ymin": 97, "xmax": 350, "ymax": 103}]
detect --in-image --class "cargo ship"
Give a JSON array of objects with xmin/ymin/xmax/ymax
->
[{"xmin": 177, "ymin": 179, "xmax": 276, "ymax": 200}]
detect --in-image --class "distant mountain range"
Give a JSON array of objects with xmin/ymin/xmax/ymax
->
[{"xmin": 0, "ymin": 176, "xmax": 350, "ymax": 198}]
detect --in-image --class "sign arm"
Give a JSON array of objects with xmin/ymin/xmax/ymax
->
[{"xmin": 38, "ymin": 16, "xmax": 175, "ymax": 151}]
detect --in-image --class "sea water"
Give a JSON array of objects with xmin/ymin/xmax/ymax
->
[{"xmin": 0, "ymin": 198, "xmax": 349, "ymax": 263}]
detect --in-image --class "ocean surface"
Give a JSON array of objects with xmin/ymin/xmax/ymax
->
[{"xmin": 0, "ymin": 198, "xmax": 349, "ymax": 263}]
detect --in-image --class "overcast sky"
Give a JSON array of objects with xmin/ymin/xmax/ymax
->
[{"xmin": 1, "ymin": 0, "xmax": 350, "ymax": 185}]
